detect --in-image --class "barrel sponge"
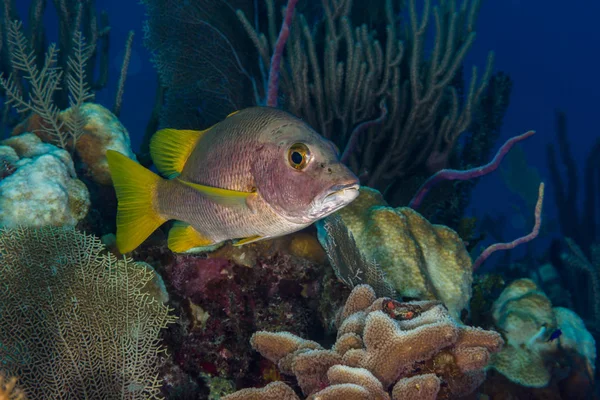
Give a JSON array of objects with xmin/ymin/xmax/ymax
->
[
  {"xmin": 335, "ymin": 187, "xmax": 473, "ymax": 319},
  {"xmin": 0, "ymin": 133, "xmax": 90, "ymax": 228}
]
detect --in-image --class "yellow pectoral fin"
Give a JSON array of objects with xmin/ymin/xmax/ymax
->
[
  {"xmin": 168, "ymin": 222, "xmax": 215, "ymax": 253},
  {"xmin": 150, "ymin": 128, "xmax": 207, "ymax": 178},
  {"xmin": 176, "ymin": 178, "xmax": 257, "ymax": 209},
  {"xmin": 233, "ymin": 235, "xmax": 264, "ymax": 247}
]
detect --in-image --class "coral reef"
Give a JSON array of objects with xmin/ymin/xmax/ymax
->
[
  {"xmin": 224, "ymin": 284, "xmax": 503, "ymax": 399},
  {"xmin": 60, "ymin": 103, "xmax": 138, "ymax": 185},
  {"xmin": 0, "ymin": 226, "xmax": 175, "ymax": 399},
  {"xmin": 143, "ymin": 0, "xmax": 512, "ymax": 226},
  {"xmin": 149, "ymin": 233, "xmax": 346, "ymax": 398},
  {"xmin": 332, "ymin": 187, "xmax": 473, "ymax": 319},
  {"xmin": 0, "ymin": 133, "xmax": 89, "ymax": 227},
  {"xmin": 489, "ymin": 279, "xmax": 596, "ymax": 389}
]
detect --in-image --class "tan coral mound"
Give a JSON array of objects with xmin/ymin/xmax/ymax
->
[
  {"xmin": 224, "ymin": 285, "xmax": 503, "ymax": 400},
  {"xmin": 335, "ymin": 187, "xmax": 473, "ymax": 319}
]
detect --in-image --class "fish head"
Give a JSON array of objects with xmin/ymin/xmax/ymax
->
[{"xmin": 253, "ymin": 121, "xmax": 359, "ymax": 224}]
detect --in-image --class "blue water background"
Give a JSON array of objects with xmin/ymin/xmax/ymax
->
[{"xmin": 13, "ymin": 0, "xmax": 600, "ymax": 267}]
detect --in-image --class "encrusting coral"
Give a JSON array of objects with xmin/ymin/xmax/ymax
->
[
  {"xmin": 223, "ymin": 284, "xmax": 503, "ymax": 399},
  {"xmin": 333, "ymin": 187, "xmax": 473, "ymax": 319}
]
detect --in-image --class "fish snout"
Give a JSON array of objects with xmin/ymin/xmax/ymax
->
[{"xmin": 309, "ymin": 178, "xmax": 360, "ymax": 219}]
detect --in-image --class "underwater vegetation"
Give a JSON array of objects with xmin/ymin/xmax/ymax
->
[{"xmin": 0, "ymin": 0, "xmax": 596, "ymax": 399}]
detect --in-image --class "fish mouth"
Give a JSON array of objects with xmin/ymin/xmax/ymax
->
[
  {"xmin": 309, "ymin": 182, "xmax": 360, "ymax": 219},
  {"xmin": 324, "ymin": 183, "xmax": 360, "ymax": 200}
]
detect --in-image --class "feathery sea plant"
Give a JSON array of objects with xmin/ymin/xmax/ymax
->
[{"xmin": 0, "ymin": 21, "xmax": 93, "ymax": 149}]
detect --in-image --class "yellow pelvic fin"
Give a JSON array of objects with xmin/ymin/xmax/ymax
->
[
  {"xmin": 168, "ymin": 222, "xmax": 215, "ymax": 253},
  {"xmin": 233, "ymin": 235, "xmax": 264, "ymax": 246},
  {"xmin": 150, "ymin": 128, "xmax": 206, "ymax": 178},
  {"xmin": 176, "ymin": 178, "xmax": 256, "ymax": 209},
  {"xmin": 106, "ymin": 150, "xmax": 167, "ymax": 253},
  {"xmin": 226, "ymin": 110, "xmax": 240, "ymax": 117}
]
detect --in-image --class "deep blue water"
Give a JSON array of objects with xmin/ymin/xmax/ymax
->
[{"xmin": 13, "ymin": 0, "xmax": 600, "ymax": 265}]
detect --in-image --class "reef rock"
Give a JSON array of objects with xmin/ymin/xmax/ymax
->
[
  {"xmin": 0, "ymin": 133, "xmax": 89, "ymax": 227},
  {"xmin": 61, "ymin": 103, "xmax": 138, "ymax": 185}
]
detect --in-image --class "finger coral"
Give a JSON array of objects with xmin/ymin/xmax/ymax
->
[{"xmin": 224, "ymin": 284, "xmax": 503, "ymax": 399}]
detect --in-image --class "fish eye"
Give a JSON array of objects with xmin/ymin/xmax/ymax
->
[{"xmin": 287, "ymin": 143, "xmax": 311, "ymax": 170}]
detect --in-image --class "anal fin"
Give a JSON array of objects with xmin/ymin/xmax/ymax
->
[{"xmin": 168, "ymin": 222, "xmax": 216, "ymax": 253}]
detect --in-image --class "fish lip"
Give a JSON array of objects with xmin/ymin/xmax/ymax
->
[
  {"xmin": 307, "ymin": 182, "xmax": 360, "ymax": 220},
  {"xmin": 324, "ymin": 182, "xmax": 360, "ymax": 199}
]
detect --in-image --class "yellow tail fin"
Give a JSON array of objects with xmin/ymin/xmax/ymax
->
[{"xmin": 106, "ymin": 150, "xmax": 167, "ymax": 253}]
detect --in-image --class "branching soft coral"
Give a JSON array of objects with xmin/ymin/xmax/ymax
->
[{"xmin": 0, "ymin": 21, "xmax": 93, "ymax": 150}]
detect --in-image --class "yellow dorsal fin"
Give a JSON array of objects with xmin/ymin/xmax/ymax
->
[
  {"xmin": 233, "ymin": 235, "xmax": 264, "ymax": 246},
  {"xmin": 176, "ymin": 178, "xmax": 256, "ymax": 209},
  {"xmin": 168, "ymin": 222, "xmax": 215, "ymax": 253},
  {"xmin": 226, "ymin": 110, "xmax": 240, "ymax": 117},
  {"xmin": 106, "ymin": 150, "xmax": 167, "ymax": 253},
  {"xmin": 150, "ymin": 128, "xmax": 206, "ymax": 178}
]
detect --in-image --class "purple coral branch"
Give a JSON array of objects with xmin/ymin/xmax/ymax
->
[
  {"xmin": 340, "ymin": 100, "xmax": 388, "ymax": 164},
  {"xmin": 408, "ymin": 130, "xmax": 536, "ymax": 209},
  {"xmin": 266, "ymin": 0, "xmax": 299, "ymax": 108},
  {"xmin": 472, "ymin": 182, "xmax": 545, "ymax": 271}
]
